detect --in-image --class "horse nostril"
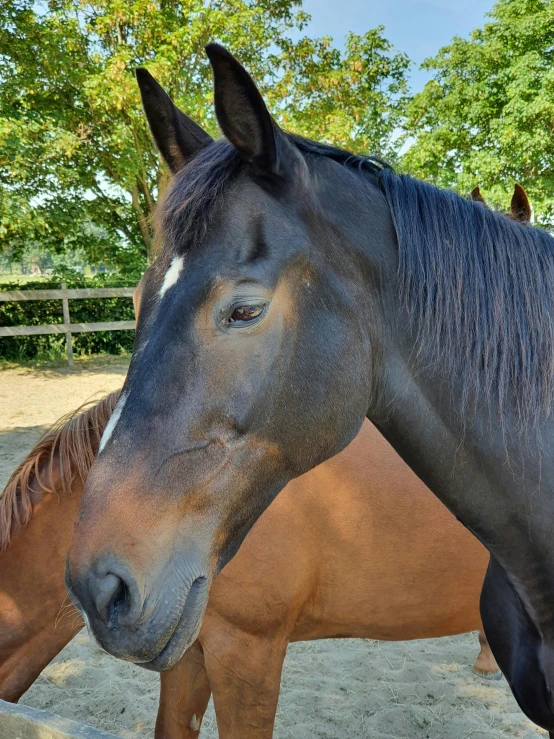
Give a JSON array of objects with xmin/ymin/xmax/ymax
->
[
  {"xmin": 89, "ymin": 561, "xmax": 142, "ymax": 630},
  {"xmin": 107, "ymin": 576, "xmax": 128, "ymax": 625},
  {"xmin": 93, "ymin": 572, "xmax": 124, "ymax": 626}
]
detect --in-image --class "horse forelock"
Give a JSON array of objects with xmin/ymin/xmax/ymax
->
[
  {"xmin": 0, "ymin": 391, "xmax": 120, "ymax": 552},
  {"xmin": 156, "ymin": 138, "xmax": 242, "ymax": 259},
  {"xmin": 154, "ymin": 133, "xmax": 387, "ymax": 261}
]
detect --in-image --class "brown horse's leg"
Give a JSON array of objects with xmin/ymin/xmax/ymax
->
[
  {"xmin": 203, "ymin": 629, "xmax": 287, "ymax": 739},
  {"xmin": 473, "ymin": 629, "xmax": 502, "ymax": 679},
  {"xmin": 155, "ymin": 641, "xmax": 211, "ymax": 739}
]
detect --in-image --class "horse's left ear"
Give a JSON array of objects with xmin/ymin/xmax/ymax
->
[
  {"xmin": 136, "ymin": 68, "xmax": 213, "ymax": 173},
  {"xmin": 205, "ymin": 43, "xmax": 289, "ymax": 178},
  {"xmin": 511, "ymin": 183, "xmax": 532, "ymax": 223},
  {"xmin": 470, "ymin": 186, "xmax": 487, "ymax": 205}
]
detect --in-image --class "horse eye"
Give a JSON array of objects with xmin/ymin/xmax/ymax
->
[{"xmin": 228, "ymin": 304, "xmax": 265, "ymax": 324}]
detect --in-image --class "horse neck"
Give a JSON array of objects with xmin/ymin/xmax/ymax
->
[
  {"xmin": 0, "ymin": 457, "xmax": 84, "ymax": 700},
  {"xmin": 368, "ymin": 305, "xmax": 554, "ymax": 631}
]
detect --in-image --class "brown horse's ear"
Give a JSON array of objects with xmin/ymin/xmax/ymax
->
[
  {"xmin": 136, "ymin": 69, "xmax": 213, "ymax": 173},
  {"xmin": 205, "ymin": 43, "xmax": 289, "ymax": 177},
  {"xmin": 470, "ymin": 186, "xmax": 487, "ymax": 205},
  {"xmin": 511, "ymin": 183, "xmax": 532, "ymax": 223}
]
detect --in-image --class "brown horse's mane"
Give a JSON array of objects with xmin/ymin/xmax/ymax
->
[{"xmin": 0, "ymin": 390, "xmax": 120, "ymax": 552}]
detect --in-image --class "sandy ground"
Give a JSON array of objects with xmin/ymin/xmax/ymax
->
[{"xmin": 0, "ymin": 361, "xmax": 547, "ymax": 738}]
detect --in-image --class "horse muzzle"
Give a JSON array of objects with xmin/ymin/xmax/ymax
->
[{"xmin": 65, "ymin": 552, "xmax": 210, "ymax": 671}]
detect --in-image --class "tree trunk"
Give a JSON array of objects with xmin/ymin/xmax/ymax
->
[{"xmin": 131, "ymin": 183, "xmax": 156, "ymax": 263}]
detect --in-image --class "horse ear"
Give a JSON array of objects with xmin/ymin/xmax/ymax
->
[
  {"xmin": 511, "ymin": 184, "xmax": 532, "ymax": 223},
  {"xmin": 470, "ymin": 186, "xmax": 486, "ymax": 205},
  {"xmin": 205, "ymin": 43, "xmax": 285, "ymax": 176},
  {"xmin": 136, "ymin": 68, "xmax": 213, "ymax": 173}
]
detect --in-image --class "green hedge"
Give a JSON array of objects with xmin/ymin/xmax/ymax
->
[{"xmin": 0, "ymin": 273, "xmax": 141, "ymax": 362}]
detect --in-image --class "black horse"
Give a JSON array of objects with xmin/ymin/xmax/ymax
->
[{"xmin": 67, "ymin": 45, "xmax": 554, "ymax": 733}]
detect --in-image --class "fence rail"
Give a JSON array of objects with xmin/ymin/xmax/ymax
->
[
  {"xmin": 0, "ymin": 287, "xmax": 136, "ymax": 301},
  {"xmin": 0, "ymin": 283, "xmax": 136, "ymax": 366},
  {"xmin": 0, "ymin": 697, "xmax": 119, "ymax": 738}
]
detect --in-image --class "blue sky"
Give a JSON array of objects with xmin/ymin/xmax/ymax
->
[{"xmin": 299, "ymin": 0, "xmax": 496, "ymax": 91}]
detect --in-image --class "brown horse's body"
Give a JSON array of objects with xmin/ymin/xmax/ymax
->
[{"xmin": 0, "ymin": 396, "xmax": 498, "ymax": 736}]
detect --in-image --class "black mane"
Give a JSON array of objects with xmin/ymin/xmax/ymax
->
[
  {"xmin": 380, "ymin": 169, "xmax": 554, "ymax": 427},
  {"xmin": 158, "ymin": 133, "xmax": 554, "ymax": 427}
]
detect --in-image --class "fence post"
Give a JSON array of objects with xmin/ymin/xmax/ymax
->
[{"xmin": 61, "ymin": 282, "xmax": 74, "ymax": 367}]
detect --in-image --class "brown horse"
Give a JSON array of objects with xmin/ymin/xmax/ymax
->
[{"xmin": 1, "ymin": 395, "xmax": 498, "ymax": 737}]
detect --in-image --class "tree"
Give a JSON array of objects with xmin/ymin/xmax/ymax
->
[
  {"xmin": 0, "ymin": 2, "xmax": 134, "ymax": 267},
  {"xmin": 402, "ymin": 0, "xmax": 554, "ymax": 223},
  {"xmin": 0, "ymin": 1, "xmax": 410, "ymax": 267},
  {"xmin": 276, "ymin": 29, "xmax": 410, "ymax": 161}
]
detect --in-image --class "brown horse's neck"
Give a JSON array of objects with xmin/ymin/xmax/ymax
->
[
  {"xmin": 0, "ymin": 391, "xmax": 120, "ymax": 552},
  {"xmin": 0, "ymin": 393, "xmax": 119, "ymax": 701}
]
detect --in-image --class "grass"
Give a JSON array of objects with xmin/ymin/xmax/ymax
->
[{"xmin": 0, "ymin": 352, "xmax": 131, "ymax": 373}]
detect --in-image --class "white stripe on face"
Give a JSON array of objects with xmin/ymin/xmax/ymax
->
[
  {"xmin": 98, "ymin": 392, "xmax": 128, "ymax": 454},
  {"xmin": 159, "ymin": 256, "xmax": 185, "ymax": 297}
]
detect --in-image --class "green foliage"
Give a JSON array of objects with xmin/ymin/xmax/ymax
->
[
  {"xmin": 403, "ymin": 0, "xmax": 554, "ymax": 221},
  {"xmin": 276, "ymin": 29, "xmax": 410, "ymax": 160},
  {"xmin": 0, "ymin": 273, "xmax": 140, "ymax": 361},
  {"xmin": 0, "ymin": 0, "xmax": 410, "ymax": 266}
]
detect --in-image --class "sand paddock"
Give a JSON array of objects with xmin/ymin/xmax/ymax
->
[{"xmin": 0, "ymin": 361, "xmax": 546, "ymax": 738}]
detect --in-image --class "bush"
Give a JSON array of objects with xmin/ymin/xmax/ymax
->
[{"xmin": 0, "ymin": 272, "xmax": 141, "ymax": 362}]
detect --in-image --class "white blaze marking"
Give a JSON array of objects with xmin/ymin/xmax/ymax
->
[
  {"xmin": 159, "ymin": 256, "xmax": 184, "ymax": 297},
  {"xmin": 98, "ymin": 392, "xmax": 127, "ymax": 454}
]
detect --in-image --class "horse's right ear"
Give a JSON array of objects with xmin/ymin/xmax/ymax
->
[
  {"xmin": 205, "ymin": 43, "xmax": 293, "ymax": 181},
  {"xmin": 511, "ymin": 183, "xmax": 532, "ymax": 223},
  {"xmin": 136, "ymin": 69, "xmax": 213, "ymax": 173}
]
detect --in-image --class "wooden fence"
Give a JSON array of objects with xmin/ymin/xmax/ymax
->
[
  {"xmin": 0, "ymin": 698, "xmax": 119, "ymax": 738},
  {"xmin": 0, "ymin": 283, "xmax": 136, "ymax": 366}
]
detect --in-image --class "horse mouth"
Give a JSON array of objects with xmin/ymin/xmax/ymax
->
[
  {"xmin": 138, "ymin": 575, "xmax": 209, "ymax": 672},
  {"xmin": 66, "ymin": 567, "xmax": 209, "ymax": 670}
]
